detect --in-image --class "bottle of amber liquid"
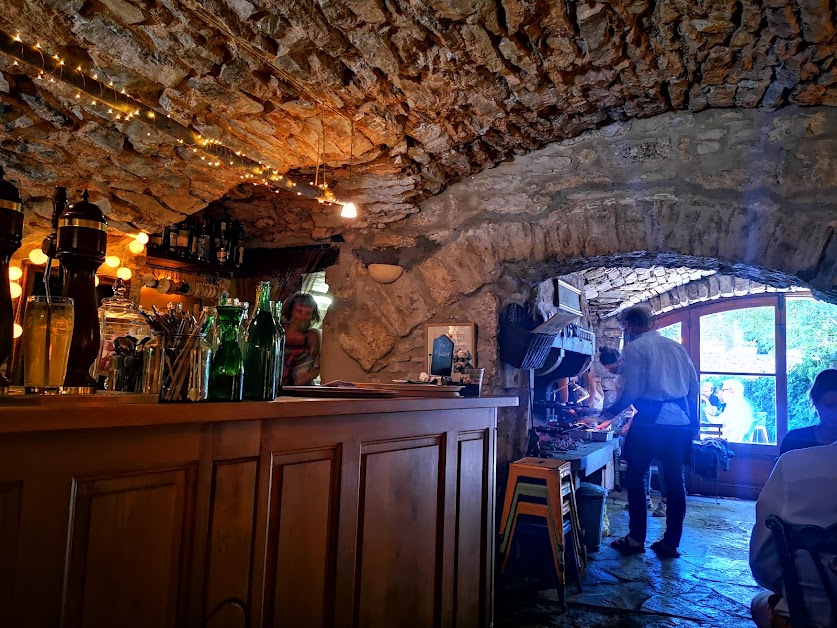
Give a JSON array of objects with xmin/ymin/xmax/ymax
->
[{"xmin": 242, "ymin": 281, "xmax": 277, "ymax": 400}]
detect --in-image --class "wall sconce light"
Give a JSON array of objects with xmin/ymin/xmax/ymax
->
[{"xmin": 368, "ymin": 263, "xmax": 403, "ymax": 284}]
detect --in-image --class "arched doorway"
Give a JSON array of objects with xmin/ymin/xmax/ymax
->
[{"xmin": 654, "ymin": 292, "xmax": 837, "ymax": 498}]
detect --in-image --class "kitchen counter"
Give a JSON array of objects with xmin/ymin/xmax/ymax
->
[{"xmin": 0, "ymin": 394, "xmax": 517, "ymax": 628}]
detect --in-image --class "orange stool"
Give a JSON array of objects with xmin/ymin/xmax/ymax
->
[{"xmin": 499, "ymin": 457, "xmax": 586, "ymax": 599}]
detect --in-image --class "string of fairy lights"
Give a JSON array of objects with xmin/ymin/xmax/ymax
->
[
  {"xmin": 1, "ymin": 27, "xmax": 363, "ymax": 337},
  {"xmin": 0, "ymin": 29, "xmax": 359, "ymax": 217}
]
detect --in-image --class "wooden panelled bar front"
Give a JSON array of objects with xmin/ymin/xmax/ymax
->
[{"xmin": 0, "ymin": 395, "xmax": 517, "ymax": 628}]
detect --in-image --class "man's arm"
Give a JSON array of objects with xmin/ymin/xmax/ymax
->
[
  {"xmin": 749, "ymin": 458, "xmax": 786, "ymax": 592},
  {"xmin": 605, "ymin": 344, "xmax": 646, "ymax": 417},
  {"xmin": 686, "ymin": 359, "xmax": 700, "ymax": 428}
]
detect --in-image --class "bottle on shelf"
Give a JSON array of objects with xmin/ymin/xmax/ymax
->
[
  {"xmin": 242, "ymin": 282, "xmax": 277, "ymax": 401},
  {"xmin": 177, "ymin": 222, "xmax": 191, "ymax": 259},
  {"xmin": 236, "ymin": 221, "xmax": 247, "ymax": 267},
  {"xmin": 214, "ymin": 219, "xmax": 229, "ymax": 264},
  {"xmin": 192, "ymin": 221, "xmax": 208, "ymax": 262}
]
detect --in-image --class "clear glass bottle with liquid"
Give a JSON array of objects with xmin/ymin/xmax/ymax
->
[{"xmin": 271, "ymin": 301, "xmax": 286, "ymax": 396}]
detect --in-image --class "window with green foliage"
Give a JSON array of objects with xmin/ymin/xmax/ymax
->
[
  {"xmin": 786, "ymin": 297, "xmax": 837, "ymax": 431},
  {"xmin": 658, "ymin": 322, "xmax": 682, "ymax": 343},
  {"xmin": 656, "ymin": 294, "xmax": 837, "ymax": 449}
]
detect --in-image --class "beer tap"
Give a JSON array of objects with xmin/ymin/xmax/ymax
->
[
  {"xmin": 0, "ymin": 168, "xmax": 23, "ymax": 393},
  {"xmin": 57, "ymin": 190, "xmax": 107, "ymax": 393}
]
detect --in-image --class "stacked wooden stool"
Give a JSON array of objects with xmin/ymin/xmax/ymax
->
[{"xmin": 499, "ymin": 457, "xmax": 586, "ymax": 608}]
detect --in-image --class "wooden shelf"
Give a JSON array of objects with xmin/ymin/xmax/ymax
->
[{"xmin": 145, "ymin": 247, "xmax": 241, "ymax": 277}]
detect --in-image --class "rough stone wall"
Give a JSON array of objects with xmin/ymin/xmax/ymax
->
[
  {"xmin": 324, "ymin": 105, "xmax": 837, "ymax": 466},
  {"xmin": 2, "ymin": 0, "xmax": 836, "ymax": 244}
]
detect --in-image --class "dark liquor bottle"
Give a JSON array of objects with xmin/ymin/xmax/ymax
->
[
  {"xmin": 177, "ymin": 222, "xmax": 191, "ymax": 259},
  {"xmin": 148, "ymin": 232, "xmax": 163, "ymax": 250},
  {"xmin": 193, "ymin": 221, "xmax": 208, "ymax": 261},
  {"xmin": 208, "ymin": 304, "xmax": 245, "ymax": 401},
  {"xmin": 234, "ymin": 221, "xmax": 246, "ymax": 267},
  {"xmin": 215, "ymin": 220, "xmax": 229, "ymax": 264},
  {"xmin": 242, "ymin": 281, "xmax": 277, "ymax": 401},
  {"xmin": 163, "ymin": 225, "xmax": 177, "ymax": 254}
]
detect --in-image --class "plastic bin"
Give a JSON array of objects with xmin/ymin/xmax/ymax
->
[{"xmin": 575, "ymin": 482, "xmax": 608, "ymax": 553}]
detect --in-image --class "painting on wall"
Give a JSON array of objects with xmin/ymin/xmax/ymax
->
[{"xmin": 424, "ymin": 322, "xmax": 477, "ymax": 381}]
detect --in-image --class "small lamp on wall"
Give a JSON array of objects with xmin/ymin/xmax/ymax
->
[{"xmin": 367, "ymin": 263, "xmax": 403, "ymax": 284}]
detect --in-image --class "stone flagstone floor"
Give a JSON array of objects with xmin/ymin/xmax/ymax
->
[{"xmin": 496, "ymin": 492, "xmax": 763, "ymax": 627}]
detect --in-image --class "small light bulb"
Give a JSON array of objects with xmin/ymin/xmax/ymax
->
[
  {"xmin": 28, "ymin": 248, "xmax": 48, "ymax": 265},
  {"xmin": 341, "ymin": 202, "xmax": 358, "ymax": 219},
  {"xmin": 128, "ymin": 239, "xmax": 145, "ymax": 254},
  {"xmin": 116, "ymin": 267, "xmax": 132, "ymax": 280},
  {"xmin": 13, "ymin": 323, "xmax": 22, "ymax": 339},
  {"xmin": 8, "ymin": 265, "xmax": 22, "ymax": 281},
  {"xmin": 94, "ymin": 275, "xmax": 100, "ymax": 287},
  {"xmin": 105, "ymin": 255, "xmax": 120, "ymax": 268},
  {"xmin": 9, "ymin": 282, "xmax": 22, "ymax": 299},
  {"xmin": 136, "ymin": 232, "xmax": 149, "ymax": 245}
]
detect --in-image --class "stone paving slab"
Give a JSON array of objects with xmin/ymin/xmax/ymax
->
[{"xmin": 496, "ymin": 493, "xmax": 762, "ymax": 628}]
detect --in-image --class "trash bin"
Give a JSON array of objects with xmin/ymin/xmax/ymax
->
[{"xmin": 576, "ymin": 482, "xmax": 608, "ymax": 553}]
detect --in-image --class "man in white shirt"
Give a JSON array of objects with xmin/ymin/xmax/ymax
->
[
  {"xmin": 750, "ymin": 441, "xmax": 837, "ymax": 628},
  {"xmin": 599, "ymin": 306, "xmax": 699, "ymax": 558}
]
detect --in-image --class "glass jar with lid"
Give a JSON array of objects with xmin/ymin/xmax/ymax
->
[{"xmin": 96, "ymin": 278, "xmax": 151, "ymax": 391}]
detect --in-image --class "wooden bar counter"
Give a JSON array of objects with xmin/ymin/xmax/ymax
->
[{"xmin": 0, "ymin": 395, "xmax": 517, "ymax": 628}]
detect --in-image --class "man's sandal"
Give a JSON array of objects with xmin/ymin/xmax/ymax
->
[
  {"xmin": 650, "ymin": 540, "xmax": 681, "ymax": 558},
  {"xmin": 610, "ymin": 535, "xmax": 645, "ymax": 555}
]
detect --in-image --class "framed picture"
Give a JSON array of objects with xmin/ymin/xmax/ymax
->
[{"xmin": 424, "ymin": 322, "xmax": 477, "ymax": 379}]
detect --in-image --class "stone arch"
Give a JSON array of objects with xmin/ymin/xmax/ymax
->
[{"xmin": 326, "ymin": 106, "xmax": 837, "ymax": 382}]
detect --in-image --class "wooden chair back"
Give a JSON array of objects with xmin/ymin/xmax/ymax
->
[{"xmin": 765, "ymin": 515, "xmax": 837, "ymax": 628}]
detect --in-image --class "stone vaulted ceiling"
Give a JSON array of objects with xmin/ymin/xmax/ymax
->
[{"xmin": 0, "ymin": 0, "xmax": 835, "ymax": 247}]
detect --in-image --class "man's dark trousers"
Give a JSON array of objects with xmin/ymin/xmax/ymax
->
[{"xmin": 624, "ymin": 421, "xmax": 692, "ymax": 548}]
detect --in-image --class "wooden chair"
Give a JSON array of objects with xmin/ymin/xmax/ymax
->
[
  {"xmin": 765, "ymin": 515, "xmax": 837, "ymax": 628},
  {"xmin": 699, "ymin": 422, "xmax": 724, "ymax": 438}
]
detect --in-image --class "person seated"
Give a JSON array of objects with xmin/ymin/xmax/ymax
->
[
  {"xmin": 780, "ymin": 369, "xmax": 837, "ymax": 455},
  {"xmin": 749, "ymin": 439, "xmax": 837, "ymax": 628},
  {"xmin": 717, "ymin": 379, "xmax": 754, "ymax": 442},
  {"xmin": 700, "ymin": 381, "xmax": 722, "ymax": 423}
]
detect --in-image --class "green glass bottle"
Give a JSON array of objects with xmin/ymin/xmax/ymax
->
[
  {"xmin": 271, "ymin": 301, "xmax": 286, "ymax": 397},
  {"xmin": 243, "ymin": 282, "xmax": 278, "ymax": 400},
  {"xmin": 208, "ymin": 304, "xmax": 245, "ymax": 401}
]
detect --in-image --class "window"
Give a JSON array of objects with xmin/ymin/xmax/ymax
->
[
  {"xmin": 658, "ymin": 322, "xmax": 682, "ymax": 343},
  {"xmin": 786, "ymin": 297, "xmax": 837, "ymax": 431},
  {"xmin": 655, "ymin": 294, "xmax": 837, "ymax": 451},
  {"xmin": 699, "ymin": 306, "xmax": 777, "ymax": 446}
]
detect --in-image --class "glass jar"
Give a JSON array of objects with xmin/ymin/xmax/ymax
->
[
  {"xmin": 96, "ymin": 278, "xmax": 150, "ymax": 390},
  {"xmin": 202, "ymin": 306, "xmax": 219, "ymax": 354},
  {"xmin": 143, "ymin": 332, "xmax": 211, "ymax": 402},
  {"xmin": 208, "ymin": 304, "xmax": 245, "ymax": 401}
]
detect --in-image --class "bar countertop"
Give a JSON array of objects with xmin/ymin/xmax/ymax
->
[{"xmin": 0, "ymin": 394, "xmax": 519, "ymax": 434}]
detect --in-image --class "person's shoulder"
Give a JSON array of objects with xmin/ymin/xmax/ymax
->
[
  {"xmin": 777, "ymin": 440, "xmax": 837, "ymax": 472},
  {"xmin": 779, "ymin": 426, "xmax": 819, "ymax": 453}
]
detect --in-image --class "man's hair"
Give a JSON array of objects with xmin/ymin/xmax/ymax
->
[
  {"xmin": 616, "ymin": 305, "xmax": 654, "ymax": 332},
  {"xmin": 810, "ymin": 369, "xmax": 837, "ymax": 405},
  {"xmin": 599, "ymin": 346, "xmax": 621, "ymax": 366}
]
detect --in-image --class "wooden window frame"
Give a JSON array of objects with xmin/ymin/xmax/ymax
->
[{"xmin": 655, "ymin": 294, "xmax": 791, "ymax": 455}]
